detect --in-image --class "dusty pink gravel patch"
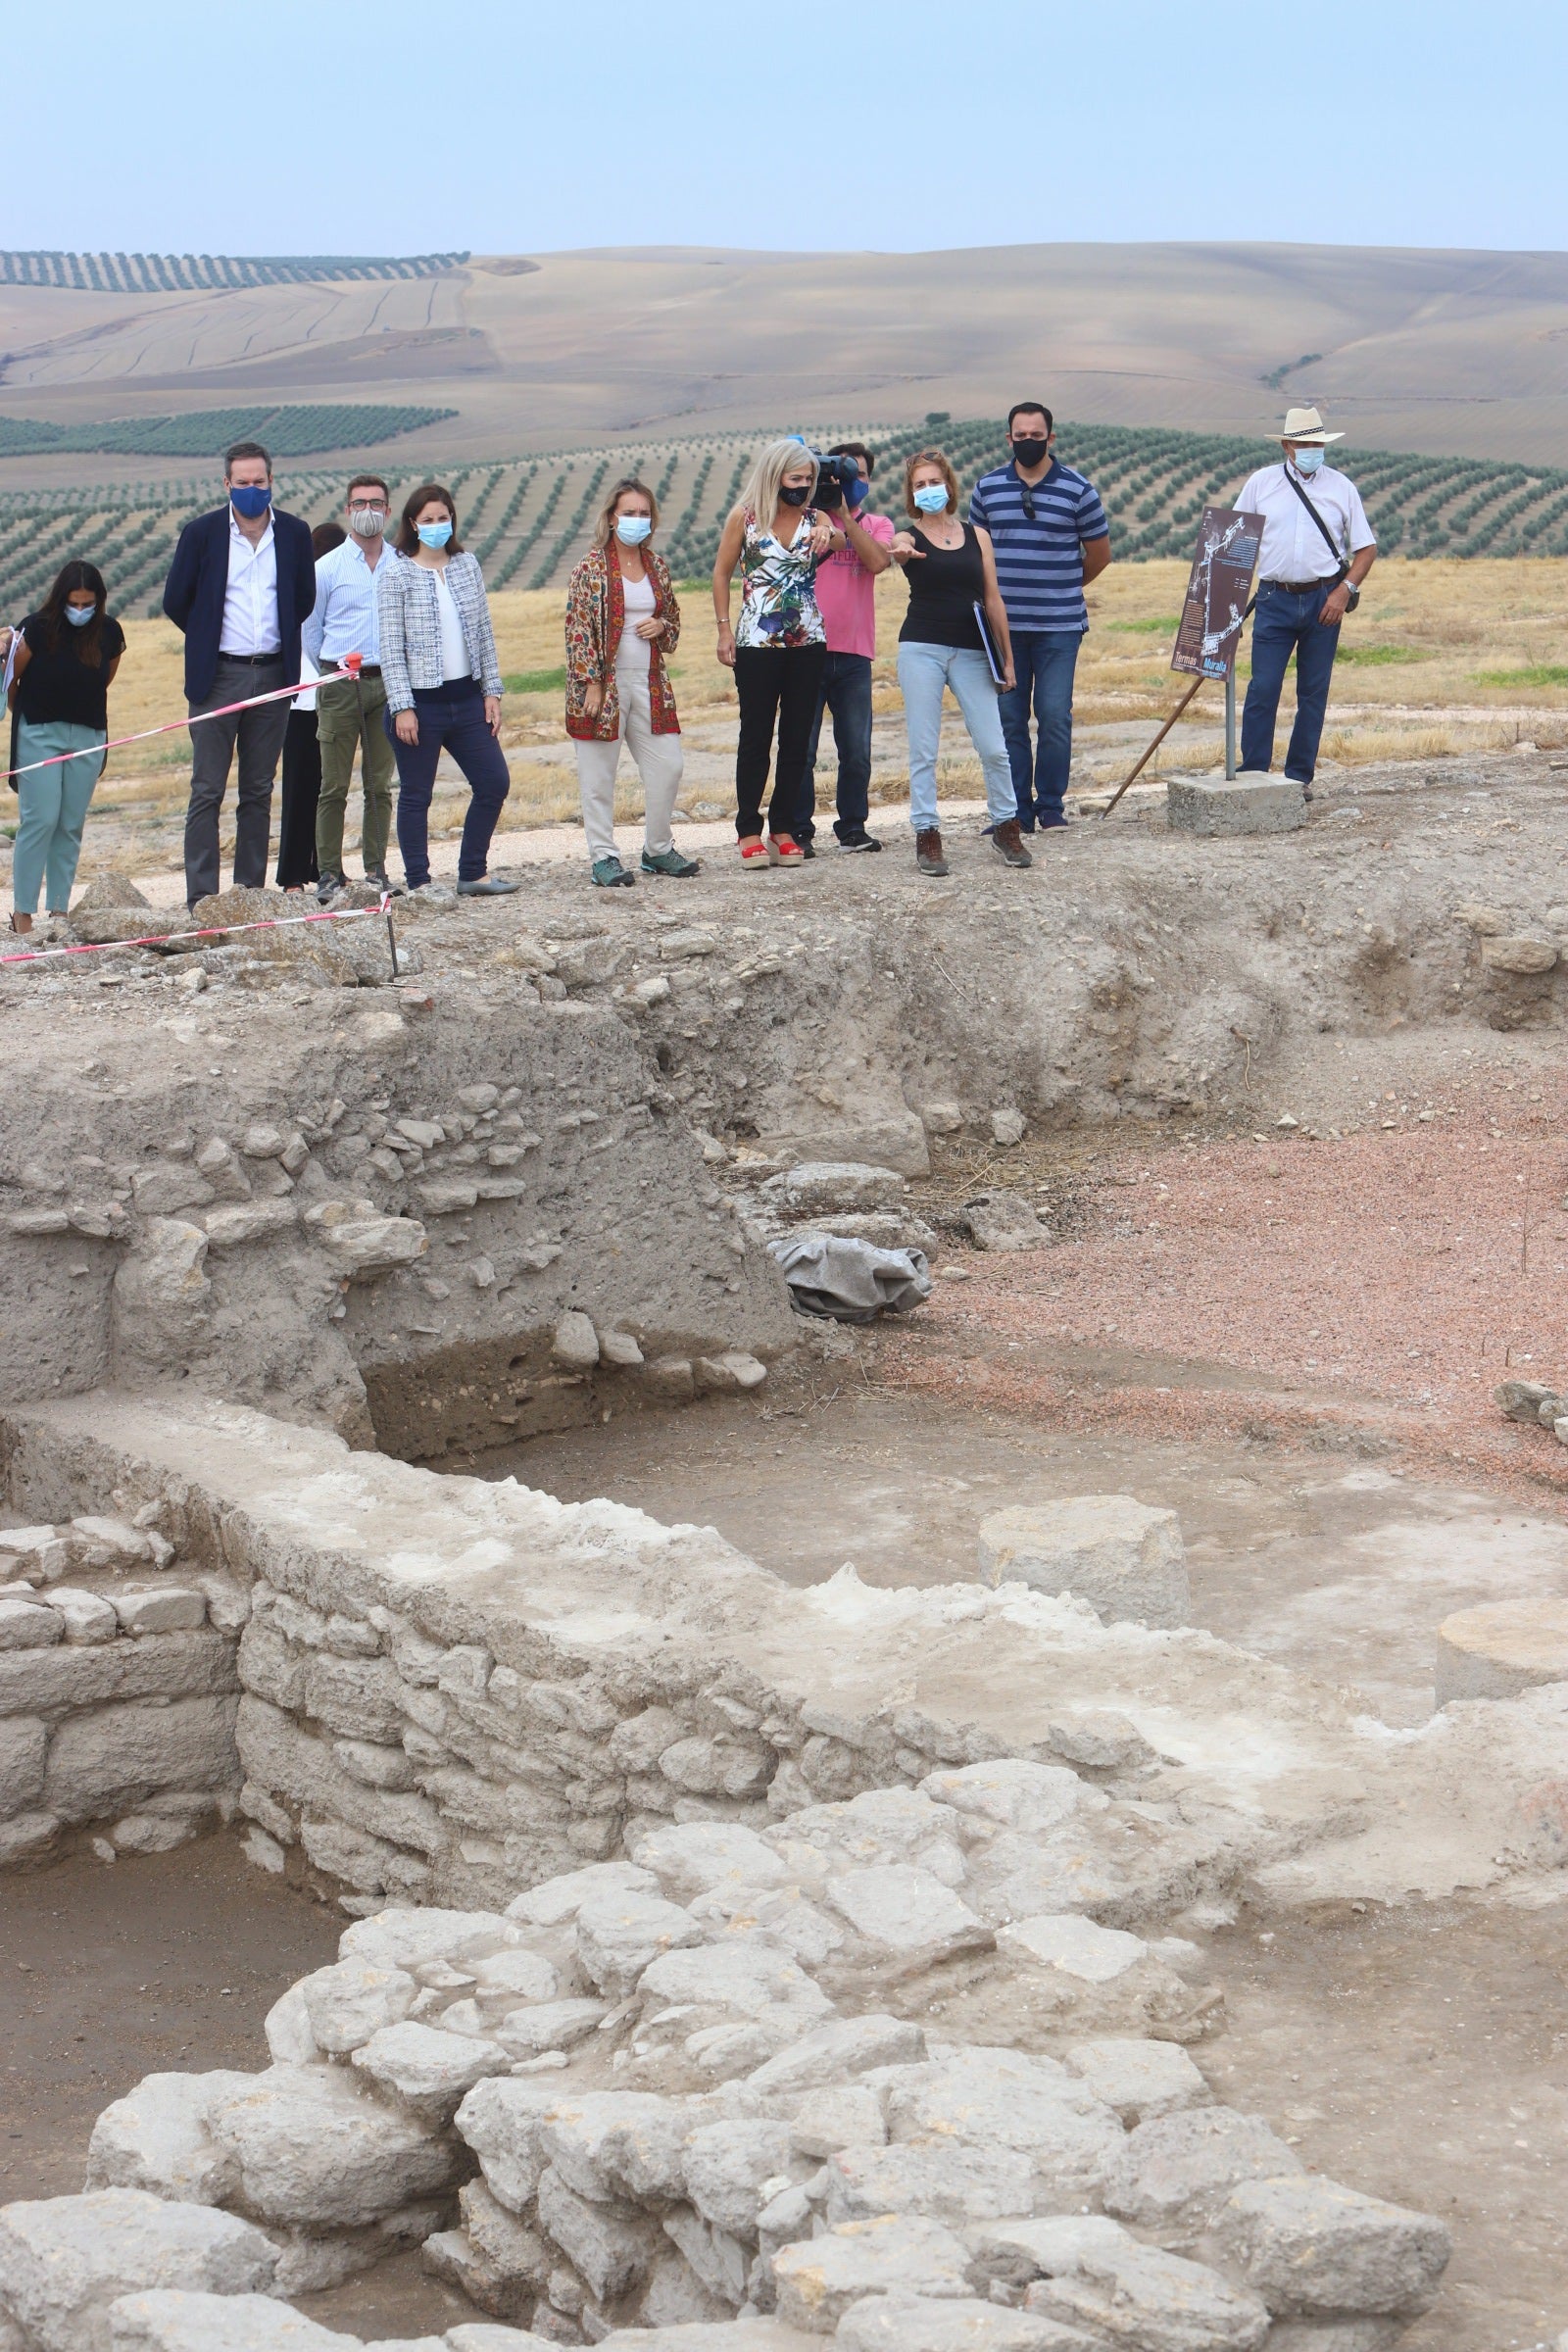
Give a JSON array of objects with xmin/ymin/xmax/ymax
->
[{"xmin": 880, "ymin": 1085, "xmax": 1568, "ymax": 1507}]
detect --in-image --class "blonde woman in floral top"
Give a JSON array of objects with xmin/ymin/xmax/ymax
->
[
  {"xmin": 564, "ymin": 477, "xmax": 698, "ymax": 889},
  {"xmin": 712, "ymin": 440, "xmax": 840, "ymax": 869}
]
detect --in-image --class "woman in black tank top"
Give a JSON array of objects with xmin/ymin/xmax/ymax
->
[{"xmin": 892, "ymin": 449, "xmax": 1027, "ymax": 877}]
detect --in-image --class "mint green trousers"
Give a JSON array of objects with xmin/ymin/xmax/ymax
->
[{"xmin": 12, "ymin": 720, "xmax": 105, "ymax": 914}]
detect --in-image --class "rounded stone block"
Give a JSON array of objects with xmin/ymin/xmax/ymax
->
[
  {"xmin": 1434, "ymin": 1598, "xmax": 1568, "ymax": 1704},
  {"xmin": 1167, "ymin": 776, "xmax": 1307, "ymax": 836},
  {"xmin": 978, "ymin": 1495, "xmax": 1190, "ymax": 1628}
]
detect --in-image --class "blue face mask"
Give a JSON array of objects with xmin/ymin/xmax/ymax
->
[
  {"xmin": 416, "ymin": 519, "xmax": 454, "ymax": 550},
  {"xmin": 229, "ymin": 482, "xmax": 271, "ymax": 519},
  {"xmin": 615, "ymin": 515, "xmax": 653, "ymax": 546},
  {"xmin": 912, "ymin": 484, "xmax": 950, "ymax": 514},
  {"xmin": 64, "ymin": 604, "xmax": 95, "ymax": 628},
  {"xmin": 1292, "ymin": 447, "xmax": 1326, "ymax": 476}
]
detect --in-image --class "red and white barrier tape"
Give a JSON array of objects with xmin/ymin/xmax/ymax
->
[
  {"xmin": 1, "ymin": 652, "xmax": 365, "ymax": 783},
  {"xmin": 1, "ymin": 892, "xmax": 392, "ymax": 968}
]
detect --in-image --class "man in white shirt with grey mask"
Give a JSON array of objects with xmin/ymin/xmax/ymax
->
[{"xmin": 1235, "ymin": 406, "xmax": 1377, "ymax": 799}]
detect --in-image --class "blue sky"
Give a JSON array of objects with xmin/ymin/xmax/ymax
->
[{"xmin": 9, "ymin": 0, "xmax": 1563, "ymax": 257}]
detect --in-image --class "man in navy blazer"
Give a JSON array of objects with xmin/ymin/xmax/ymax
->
[{"xmin": 163, "ymin": 441, "xmax": 316, "ymax": 906}]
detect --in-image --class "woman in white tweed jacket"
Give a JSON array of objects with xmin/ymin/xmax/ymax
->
[{"xmin": 376, "ymin": 483, "xmax": 516, "ymax": 897}]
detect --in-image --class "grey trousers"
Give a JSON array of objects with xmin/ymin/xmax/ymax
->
[{"xmin": 183, "ymin": 656, "xmax": 290, "ymax": 906}]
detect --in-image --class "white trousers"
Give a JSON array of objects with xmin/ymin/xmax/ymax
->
[{"xmin": 573, "ymin": 669, "xmax": 685, "ymax": 862}]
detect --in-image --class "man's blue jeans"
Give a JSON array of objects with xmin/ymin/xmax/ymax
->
[
  {"xmin": 802, "ymin": 651, "xmax": 874, "ymax": 840},
  {"xmin": 999, "ymin": 629, "xmax": 1082, "ymax": 828},
  {"xmin": 1241, "ymin": 583, "xmax": 1342, "ymax": 783}
]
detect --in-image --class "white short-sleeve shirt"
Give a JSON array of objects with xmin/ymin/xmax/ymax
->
[{"xmin": 1234, "ymin": 462, "xmax": 1377, "ymax": 583}]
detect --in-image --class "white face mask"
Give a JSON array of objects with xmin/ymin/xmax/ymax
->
[{"xmin": 1292, "ymin": 447, "xmax": 1326, "ymax": 476}]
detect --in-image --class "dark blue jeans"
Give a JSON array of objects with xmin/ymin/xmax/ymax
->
[
  {"xmin": 1241, "ymin": 583, "xmax": 1342, "ymax": 784},
  {"xmin": 385, "ymin": 677, "xmax": 511, "ymax": 887},
  {"xmin": 1000, "ymin": 630, "xmax": 1082, "ymax": 827},
  {"xmin": 802, "ymin": 651, "xmax": 874, "ymax": 840}
]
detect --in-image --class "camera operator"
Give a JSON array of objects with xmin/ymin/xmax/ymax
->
[{"xmin": 801, "ymin": 443, "xmax": 893, "ymax": 855}]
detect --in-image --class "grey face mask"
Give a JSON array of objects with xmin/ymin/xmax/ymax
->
[{"xmin": 349, "ymin": 507, "xmax": 387, "ymax": 538}]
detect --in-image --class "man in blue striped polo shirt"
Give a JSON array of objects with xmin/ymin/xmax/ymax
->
[{"xmin": 969, "ymin": 403, "xmax": 1110, "ymax": 832}]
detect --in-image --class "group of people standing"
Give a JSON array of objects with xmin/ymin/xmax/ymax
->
[
  {"xmin": 564, "ymin": 403, "xmax": 1112, "ymax": 883},
  {"xmin": 5, "ymin": 401, "xmax": 1377, "ymax": 929}
]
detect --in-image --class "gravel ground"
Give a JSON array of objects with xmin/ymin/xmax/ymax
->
[{"xmin": 881, "ymin": 1078, "xmax": 1568, "ymax": 1508}]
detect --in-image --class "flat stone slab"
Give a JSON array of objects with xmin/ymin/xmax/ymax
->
[
  {"xmin": 978, "ymin": 1496, "xmax": 1190, "ymax": 1629},
  {"xmin": 1167, "ymin": 776, "xmax": 1307, "ymax": 836},
  {"xmin": 1435, "ymin": 1598, "xmax": 1568, "ymax": 1704}
]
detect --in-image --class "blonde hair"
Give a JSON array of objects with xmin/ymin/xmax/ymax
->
[
  {"xmin": 734, "ymin": 439, "xmax": 817, "ymax": 527},
  {"xmin": 904, "ymin": 448, "xmax": 959, "ymax": 518},
  {"xmin": 594, "ymin": 476, "xmax": 659, "ymax": 551}
]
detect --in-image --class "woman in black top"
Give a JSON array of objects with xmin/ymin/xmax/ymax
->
[
  {"xmin": 892, "ymin": 449, "xmax": 1025, "ymax": 877},
  {"xmin": 8, "ymin": 561, "xmax": 123, "ymax": 934}
]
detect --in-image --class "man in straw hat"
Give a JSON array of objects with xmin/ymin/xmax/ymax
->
[{"xmin": 1234, "ymin": 407, "xmax": 1377, "ymax": 799}]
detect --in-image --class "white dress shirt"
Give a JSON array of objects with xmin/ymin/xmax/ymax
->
[
  {"xmin": 302, "ymin": 535, "xmax": 391, "ymax": 667},
  {"xmin": 220, "ymin": 513, "xmax": 281, "ymax": 656},
  {"xmin": 1234, "ymin": 462, "xmax": 1376, "ymax": 584}
]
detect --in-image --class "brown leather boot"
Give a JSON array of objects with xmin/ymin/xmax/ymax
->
[
  {"xmin": 991, "ymin": 817, "xmax": 1034, "ymax": 868},
  {"xmin": 915, "ymin": 827, "xmax": 949, "ymax": 877}
]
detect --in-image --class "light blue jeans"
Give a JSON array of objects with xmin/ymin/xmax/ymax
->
[
  {"xmin": 897, "ymin": 641, "xmax": 1016, "ymax": 833},
  {"xmin": 12, "ymin": 720, "xmax": 105, "ymax": 914}
]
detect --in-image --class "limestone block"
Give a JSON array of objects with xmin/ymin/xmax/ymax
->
[
  {"xmin": 574, "ymin": 1888, "xmax": 705, "ymax": 1995},
  {"xmin": 1212, "ymin": 2174, "xmax": 1450, "ymax": 2318},
  {"xmin": 1002, "ymin": 1916, "xmax": 1150, "ymax": 1984},
  {"xmin": 771, "ymin": 2216, "xmax": 973, "ymax": 2333},
  {"xmin": 971, "ymin": 2213, "xmax": 1133, "ymax": 2285},
  {"xmin": 241, "ymin": 1827, "xmax": 286, "ymax": 1875},
  {"xmin": 297, "ymin": 1817, "xmax": 404, "ymax": 1894},
  {"xmin": 200, "ymin": 1202, "xmax": 299, "ymax": 1250},
  {"xmin": 206, "ymin": 2064, "xmax": 461, "ymax": 2228},
  {"xmin": 919, "ymin": 1761, "xmax": 1085, "ymax": 1838},
  {"xmin": 761, "ymin": 1163, "xmax": 906, "ymax": 1216},
  {"xmin": 131, "ymin": 1167, "xmax": 216, "ymax": 1217},
  {"xmin": 991, "ymin": 1109, "xmax": 1027, "ymax": 1148},
  {"xmin": 0, "ymin": 2188, "xmax": 276, "ymax": 2352},
  {"xmin": 1434, "ymin": 1598, "xmax": 1568, "ymax": 1704},
  {"xmin": 638, "ymin": 1936, "xmax": 835, "ymax": 2028},
  {"xmin": 448, "ymin": 2329, "xmax": 560, "ymax": 2352},
  {"xmin": 298, "ymin": 1960, "xmax": 417, "ymax": 2053},
  {"xmin": 682, "ymin": 2120, "xmax": 800, "ymax": 2237},
  {"xmin": 43, "ymin": 1696, "xmax": 239, "ymax": 1824},
  {"xmin": 789, "ymin": 2086, "xmax": 886, "ymax": 2161},
  {"xmin": 535, "ymin": 2165, "xmax": 661, "ymax": 2304},
  {"xmin": 51, "ymin": 1590, "xmax": 119, "ymax": 1646},
  {"xmin": 237, "ymin": 1621, "xmax": 304, "ymax": 1711},
  {"xmin": 978, "ymin": 1496, "xmax": 1190, "ymax": 1629},
  {"xmin": 0, "ymin": 1633, "xmax": 237, "ymax": 1721},
  {"xmin": 301, "ymin": 1654, "xmax": 404, "ymax": 1741},
  {"xmin": 112, "ymin": 1220, "xmax": 210, "ymax": 1342},
  {"xmin": 1482, "ymin": 934, "xmax": 1558, "ymax": 974},
  {"xmin": 539, "ymin": 2090, "xmax": 691, "ymax": 2206},
  {"xmin": 1027, "ymin": 2233, "xmax": 1269, "ymax": 2347},
  {"xmin": 113, "ymin": 1591, "xmax": 207, "ymax": 1637},
  {"xmin": 824, "ymin": 1866, "xmax": 984, "ymax": 1955},
  {"xmin": 105, "ymin": 2288, "xmax": 351, "ymax": 2350},
  {"xmin": 1103, "ymin": 2106, "xmax": 1302, "ymax": 2232},
  {"xmin": 86, "ymin": 2073, "xmax": 255, "ymax": 2204},
  {"xmin": 1167, "ymin": 775, "xmax": 1306, "ymax": 836},
  {"xmin": 456, "ymin": 2075, "xmax": 580, "ymax": 2213},
  {"xmin": 111, "ymin": 1814, "xmax": 203, "ymax": 1856},
  {"xmin": 1, "ymin": 1528, "xmax": 70, "ymax": 1582},
  {"xmin": 825, "ymin": 2138, "xmax": 1036, "ymax": 2228},
  {"xmin": 747, "ymin": 2016, "xmax": 926, "ymax": 2097},
  {"xmin": 1061, "ymin": 2037, "xmax": 1212, "ymax": 2125},
  {"xmin": 337, "ymin": 1907, "xmax": 522, "ymax": 1973},
  {"xmin": 598, "ymin": 1329, "xmax": 644, "ymax": 1368},
  {"xmin": 467, "ymin": 1949, "xmax": 560, "ymax": 2006},
  {"xmin": 608, "ymin": 1712, "xmax": 685, "ymax": 1773},
  {"xmin": 0, "ymin": 1811, "xmax": 60, "ymax": 1866},
  {"xmin": 777, "ymin": 1787, "xmax": 968, "ymax": 1886},
  {"xmin": 302, "ymin": 1200, "xmax": 427, "ymax": 1279},
  {"xmin": 962, "ymin": 1193, "xmax": 1049, "ymax": 1253},
  {"xmin": 693, "ymin": 1352, "xmax": 768, "ymax": 1395},
  {"xmin": 600, "ymin": 2325, "xmax": 815, "ymax": 2351},
  {"xmin": 493, "ymin": 1999, "xmax": 608, "ymax": 2056},
  {"xmin": 882, "ymin": 2051, "xmax": 1124, "ymax": 2209},
  {"xmin": 643, "ymin": 1357, "xmax": 696, "ymax": 1399},
  {"xmin": 552, "ymin": 1312, "xmax": 601, "ymax": 1372},
  {"xmin": 0, "ymin": 1718, "xmax": 47, "ymax": 1820},
  {"xmin": 0, "ymin": 1596, "xmax": 63, "ymax": 1650},
  {"xmin": 1044, "ymin": 1712, "xmax": 1155, "ymax": 1772},
  {"xmin": 836, "ymin": 2297, "xmax": 1082, "ymax": 2352},
  {"xmin": 352, "ymin": 2021, "xmax": 512, "ymax": 2124},
  {"xmin": 331, "ymin": 1740, "xmax": 416, "ymax": 1790},
  {"xmin": 69, "ymin": 1520, "xmax": 153, "ymax": 1570},
  {"xmin": 633, "ymin": 1823, "xmax": 792, "ymax": 1905},
  {"xmin": 262, "ymin": 1984, "xmax": 318, "ymax": 2068},
  {"xmin": 1495, "ymin": 1378, "xmax": 1555, "ymax": 1422}
]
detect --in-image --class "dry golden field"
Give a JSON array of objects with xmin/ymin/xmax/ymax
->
[{"xmin": 58, "ymin": 556, "xmax": 1567, "ymax": 868}]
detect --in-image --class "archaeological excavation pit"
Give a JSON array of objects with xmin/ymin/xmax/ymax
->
[{"xmin": 7, "ymin": 751, "xmax": 1568, "ymax": 2352}]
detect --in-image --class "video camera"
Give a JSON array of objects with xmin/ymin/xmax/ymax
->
[{"xmin": 809, "ymin": 451, "xmax": 869, "ymax": 513}]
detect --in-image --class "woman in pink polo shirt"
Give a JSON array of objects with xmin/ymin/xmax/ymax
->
[{"xmin": 799, "ymin": 442, "xmax": 895, "ymax": 854}]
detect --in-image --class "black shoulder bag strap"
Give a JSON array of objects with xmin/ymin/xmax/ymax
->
[{"xmin": 1285, "ymin": 469, "xmax": 1359, "ymax": 610}]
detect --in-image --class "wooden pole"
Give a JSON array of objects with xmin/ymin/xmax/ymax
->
[{"xmin": 1101, "ymin": 676, "xmax": 1207, "ymax": 817}]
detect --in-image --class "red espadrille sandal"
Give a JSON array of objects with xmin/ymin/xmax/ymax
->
[
  {"xmin": 768, "ymin": 833, "xmax": 805, "ymax": 865},
  {"xmin": 738, "ymin": 836, "xmax": 769, "ymax": 871}
]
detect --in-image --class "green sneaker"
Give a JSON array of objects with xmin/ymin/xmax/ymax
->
[
  {"xmin": 642, "ymin": 846, "xmax": 701, "ymax": 878},
  {"xmin": 591, "ymin": 855, "xmax": 635, "ymax": 889}
]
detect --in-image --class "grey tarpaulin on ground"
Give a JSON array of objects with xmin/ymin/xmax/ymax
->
[{"xmin": 767, "ymin": 1231, "xmax": 933, "ymax": 1321}]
